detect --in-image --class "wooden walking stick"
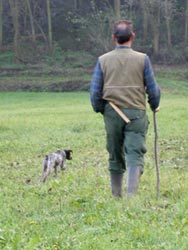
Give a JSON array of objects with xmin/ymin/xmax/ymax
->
[
  {"xmin": 109, "ymin": 101, "xmax": 130, "ymax": 123},
  {"xmin": 153, "ymin": 111, "xmax": 160, "ymax": 198}
]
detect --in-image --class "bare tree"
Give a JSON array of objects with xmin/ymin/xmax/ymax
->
[
  {"xmin": 74, "ymin": 0, "xmax": 80, "ymax": 10},
  {"xmin": 114, "ymin": 0, "xmax": 121, "ymax": 19},
  {"xmin": 9, "ymin": 0, "xmax": 20, "ymax": 62},
  {"xmin": 26, "ymin": 0, "xmax": 36, "ymax": 43},
  {"xmin": 0, "ymin": 0, "xmax": 2, "ymax": 49},
  {"xmin": 164, "ymin": 0, "xmax": 172, "ymax": 48},
  {"xmin": 146, "ymin": 0, "xmax": 161, "ymax": 57},
  {"xmin": 46, "ymin": 0, "xmax": 53, "ymax": 52},
  {"xmin": 185, "ymin": 0, "xmax": 188, "ymax": 45},
  {"xmin": 140, "ymin": 0, "xmax": 148, "ymax": 42}
]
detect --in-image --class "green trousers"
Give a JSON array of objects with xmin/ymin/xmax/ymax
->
[{"xmin": 103, "ymin": 103, "xmax": 149, "ymax": 174}]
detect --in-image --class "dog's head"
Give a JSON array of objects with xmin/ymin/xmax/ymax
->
[
  {"xmin": 55, "ymin": 149, "xmax": 73, "ymax": 160},
  {"xmin": 64, "ymin": 150, "xmax": 73, "ymax": 160}
]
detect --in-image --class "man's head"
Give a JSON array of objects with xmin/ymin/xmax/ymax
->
[{"xmin": 112, "ymin": 20, "xmax": 135, "ymax": 45}]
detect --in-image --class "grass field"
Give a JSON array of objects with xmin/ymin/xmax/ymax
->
[{"xmin": 0, "ymin": 89, "xmax": 188, "ymax": 249}]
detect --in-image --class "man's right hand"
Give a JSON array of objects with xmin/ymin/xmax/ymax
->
[{"xmin": 154, "ymin": 107, "xmax": 160, "ymax": 112}]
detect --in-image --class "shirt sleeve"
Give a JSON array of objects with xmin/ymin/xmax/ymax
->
[
  {"xmin": 144, "ymin": 55, "xmax": 161, "ymax": 111},
  {"xmin": 90, "ymin": 60, "xmax": 106, "ymax": 113}
]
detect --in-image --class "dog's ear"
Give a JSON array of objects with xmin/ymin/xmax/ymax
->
[
  {"xmin": 65, "ymin": 150, "xmax": 72, "ymax": 160},
  {"xmin": 45, "ymin": 155, "xmax": 48, "ymax": 160}
]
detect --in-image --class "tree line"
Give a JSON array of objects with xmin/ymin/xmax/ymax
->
[{"xmin": 1, "ymin": 0, "xmax": 188, "ymax": 64}]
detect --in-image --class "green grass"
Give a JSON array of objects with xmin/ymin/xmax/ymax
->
[
  {"xmin": 0, "ymin": 91, "xmax": 188, "ymax": 249},
  {"xmin": 0, "ymin": 49, "xmax": 94, "ymax": 91},
  {"xmin": 1, "ymin": 49, "xmax": 188, "ymax": 94}
]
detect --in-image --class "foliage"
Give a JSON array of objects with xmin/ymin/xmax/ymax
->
[
  {"xmin": 0, "ymin": 83, "xmax": 188, "ymax": 249},
  {"xmin": 0, "ymin": 49, "xmax": 96, "ymax": 91},
  {"xmin": 1, "ymin": 0, "xmax": 188, "ymax": 64},
  {"xmin": 1, "ymin": 48, "xmax": 188, "ymax": 92},
  {"xmin": 83, "ymin": 6, "xmax": 115, "ymax": 54},
  {"xmin": 0, "ymin": 50, "xmax": 15, "ymax": 66}
]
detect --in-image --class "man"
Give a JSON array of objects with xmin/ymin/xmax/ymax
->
[{"xmin": 90, "ymin": 20, "xmax": 160, "ymax": 198}]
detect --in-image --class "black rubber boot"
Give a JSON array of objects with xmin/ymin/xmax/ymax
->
[
  {"xmin": 110, "ymin": 173, "xmax": 123, "ymax": 198},
  {"xmin": 126, "ymin": 166, "xmax": 142, "ymax": 199}
]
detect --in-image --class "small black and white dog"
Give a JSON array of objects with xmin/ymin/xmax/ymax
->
[{"xmin": 40, "ymin": 149, "xmax": 72, "ymax": 182}]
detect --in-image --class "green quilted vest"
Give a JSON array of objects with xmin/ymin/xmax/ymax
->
[{"xmin": 99, "ymin": 47, "xmax": 146, "ymax": 110}]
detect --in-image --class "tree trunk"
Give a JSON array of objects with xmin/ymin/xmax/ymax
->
[
  {"xmin": 140, "ymin": 0, "xmax": 148, "ymax": 42},
  {"xmin": 74, "ymin": 0, "xmax": 78, "ymax": 10},
  {"xmin": 185, "ymin": 0, "xmax": 188, "ymax": 45},
  {"xmin": 147, "ymin": 0, "xmax": 161, "ymax": 57},
  {"xmin": 164, "ymin": 0, "xmax": 172, "ymax": 48},
  {"xmin": 46, "ymin": 0, "xmax": 53, "ymax": 52},
  {"xmin": 0, "ymin": 0, "xmax": 2, "ymax": 49},
  {"xmin": 114, "ymin": 0, "xmax": 121, "ymax": 19},
  {"xmin": 9, "ymin": 0, "xmax": 20, "ymax": 62},
  {"xmin": 26, "ymin": 0, "xmax": 36, "ymax": 43},
  {"xmin": 153, "ymin": 4, "xmax": 160, "ymax": 57}
]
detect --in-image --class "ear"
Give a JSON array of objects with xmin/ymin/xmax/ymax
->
[
  {"xmin": 64, "ymin": 150, "xmax": 72, "ymax": 160},
  {"xmin": 112, "ymin": 34, "xmax": 116, "ymax": 43},
  {"xmin": 130, "ymin": 32, "xmax": 135, "ymax": 41}
]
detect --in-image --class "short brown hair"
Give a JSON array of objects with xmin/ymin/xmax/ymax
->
[{"xmin": 113, "ymin": 20, "xmax": 133, "ymax": 44}]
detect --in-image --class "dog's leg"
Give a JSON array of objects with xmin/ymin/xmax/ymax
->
[
  {"xmin": 54, "ymin": 165, "xmax": 58, "ymax": 177},
  {"xmin": 41, "ymin": 169, "xmax": 48, "ymax": 182},
  {"xmin": 40, "ymin": 160, "xmax": 48, "ymax": 182},
  {"xmin": 42, "ymin": 161, "xmax": 54, "ymax": 182},
  {"xmin": 44, "ymin": 162, "xmax": 53, "ymax": 182},
  {"xmin": 60, "ymin": 159, "xmax": 66, "ymax": 170}
]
